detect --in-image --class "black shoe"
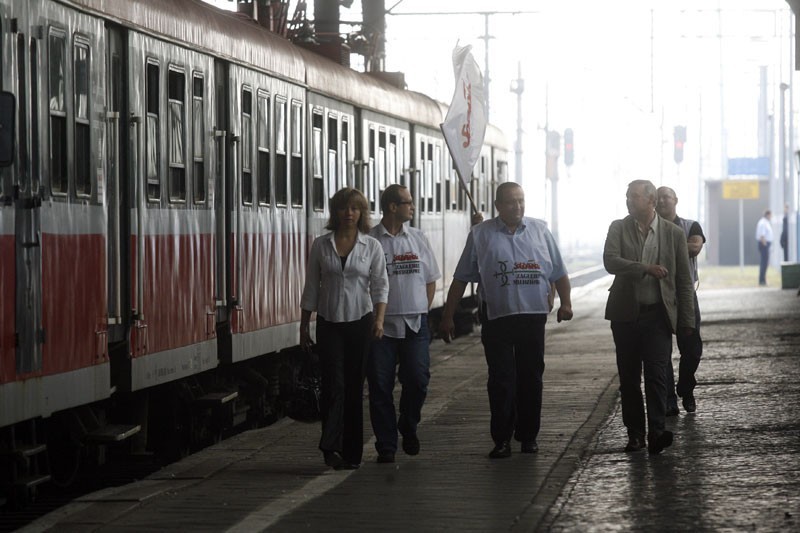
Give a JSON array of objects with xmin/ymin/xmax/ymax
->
[
  {"xmin": 377, "ymin": 451, "xmax": 395, "ymax": 464},
  {"xmin": 323, "ymin": 450, "xmax": 343, "ymax": 469},
  {"xmin": 624, "ymin": 436, "xmax": 646, "ymax": 452},
  {"xmin": 335, "ymin": 462, "xmax": 361, "ymax": 470},
  {"xmin": 666, "ymin": 404, "xmax": 679, "ymax": 417},
  {"xmin": 648, "ymin": 431, "xmax": 674, "ymax": 455},
  {"xmin": 489, "ymin": 441, "xmax": 511, "ymax": 459},
  {"xmin": 521, "ymin": 440, "xmax": 539, "ymax": 453},
  {"xmin": 402, "ymin": 434, "xmax": 420, "ymax": 456},
  {"xmin": 682, "ymin": 393, "xmax": 697, "ymax": 413}
]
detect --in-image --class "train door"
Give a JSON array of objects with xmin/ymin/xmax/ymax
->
[{"xmin": 3, "ymin": 0, "xmax": 42, "ymax": 382}]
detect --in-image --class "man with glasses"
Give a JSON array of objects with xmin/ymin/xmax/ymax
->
[{"xmin": 368, "ymin": 184, "xmax": 441, "ymax": 464}]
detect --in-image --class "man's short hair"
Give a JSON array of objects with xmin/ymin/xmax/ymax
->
[
  {"xmin": 380, "ymin": 184, "xmax": 408, "ymax": 213},
  {"xmin": 495, "ymin": 182, "xmax": 522, "ymax": 203},
  {"xmin": 629, "ymin": 179, "xmax": 657, "ymax": 204}
]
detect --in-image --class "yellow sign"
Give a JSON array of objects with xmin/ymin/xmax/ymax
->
[{"xmin": 722, "ymin": 180, "xmax": 759, "ymax": 200}]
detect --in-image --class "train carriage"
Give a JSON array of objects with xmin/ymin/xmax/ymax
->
[{"xmin": 0, "ymin": 0, "xmax": 509, "ymax": 505}]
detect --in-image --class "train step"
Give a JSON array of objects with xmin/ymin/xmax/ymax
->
[
  {"xmin": 13, "ymin": 474, "xmax": 51, "ymax": 490},
  {"xmin": 84, "ymin": 424, "xmax": 142, "ymax": 443},
  {"xmin": 194, "ymin": 391, "xmax": 238, "ymax": 407},
  {"xmin": 0, "ymin": 443, "xmax": 47, "ymax": 458}
]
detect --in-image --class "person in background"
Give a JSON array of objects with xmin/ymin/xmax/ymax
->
[
  {"xmin": 367, "ymin": 185, "xmax": 441, "ymax": 464},
  {"xmin": 438, "ymin": 182, "xmax": 573, "ymax": 459},
  {"xmin": 656, "ymin": 186, "xmax": 705, "ymax": 415},
  {"xmin": 755, "ymin": 209, "xmax": 773, "ymax": 286},
  {"xmin": 780, "ymin": 203, "xmax": 789, "ymax": 263},
  {"xmin": 300, "ymin": 187, "xmax": 388, "ymax": 470},
  {"xmin": 603, "ymin": 180, "xmax": 694, "ymax": 455}
]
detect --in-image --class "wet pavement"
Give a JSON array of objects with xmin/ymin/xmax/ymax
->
[
  {"xmin": 544, "ymin": 287, "xmax": 800, "ymax": 532},
  {"xmin": 20, "ymin": 281, "xmax": 800, "ymax": 532}
]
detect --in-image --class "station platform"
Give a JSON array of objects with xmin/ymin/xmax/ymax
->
[{"xmin": 23, "ymin": 278, "xmax": 800, "ymax": 532}]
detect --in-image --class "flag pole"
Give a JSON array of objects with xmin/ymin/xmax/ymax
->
[{"xmin": 440, "ymin": 124, "xmax": 479, "ymax": 217}]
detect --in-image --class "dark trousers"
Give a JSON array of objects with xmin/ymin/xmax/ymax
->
[
  {"xmin": 758, "ymin": 241, "xmax": 771, "ymax": 285},
  {"xmin": 480, "ymin": 307, "xmax": 547, "ymax": 445},
  {"xmin": 367, "ymin": 315, "xmax": 431, "ymax": 454},
  {"xmin": 316, "ymin": 313, "xmax": 372, "ymax": 465},
  {"xmin": 667, "ymin": 292, "xmax": 703, "ymax": 405},
  {"xmin": 611, "ymin": 306, "xmax": 672, "ymax": 441}
]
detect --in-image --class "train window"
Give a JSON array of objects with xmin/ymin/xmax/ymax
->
[
  {"xmin": 311, "ymin": 110, "xmax": 323, "ymax": 211},
  {"xmin": 426, "ymin": 142, "xmax": 433, "ymax": 213},
  {"xmin": 367, "ymin": 126, "xmax": 376, "ymax": 211},
  {"xmin": 290, "ymin": 100, "xmax": 302, "ymax": 208},
  {"xmin": 434, "ymin": 144, "xmax": 442, "ymax": 213},
  {"xmin": 388, "ymin": 133, "xmax": 397, "ymax": 187},
  {"xmin": 30, "ymin": 38, "xmax": 39, "ymax": 193},
  {"xmin": 257, "ymin": 92, "xmax": 270, "ymax": 205},
  {"xmin": 192, "ymin": 73, "xmax": 205, "ymax": 203},
  {"xmin": 400, "ymin": 135, "xmax": 407, "ymax": 188},
  {"xmin": 74, "ymin": 39, "xmax": 91, "ymax": 197},
  {"xmin": 378, "ymin": 130, "xmax": 386, "ymax": 195},
  {"xmin": 146, "ymin": 61, "xmax": 160, "ymax": 200},
  {"xmin": 341, "ymin": 119, "xmax": 349, "ymax": 188},
  {"xmin": 241, "ymin": 87, "xmax": 253, "ymax": 205},
  {"xmin": 481, "ymin": 155, "xmax": 487, "ymax": 212},
  {"xmin": 49, "ymin": 29, "xmax": 67, "ymax": 195},
  {"xmin": 275, "ymin": 97, "xmax": 287, "ymax": 206},
  {"xmin": 168, "ymin": 69, "xmax": 186, "ymax": 202},
  {"xmin": 16, "ymin": 34, "xmax": 28, "ymax": 193},
  {"xmin": 327, "ymin": 114, "xmax": 337, "ymax": 193}
]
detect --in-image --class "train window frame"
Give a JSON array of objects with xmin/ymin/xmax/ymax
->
[
  {"xmin": 388, "ymin": 132, "xmax": 397, "ymax": 188},
  {"xmin": 327, "ymin": 113, "xmax": 338, "ymax": 196},
  {"xmin": 290, "ymin": 99, "xmax": 303, "ymax": 209},
  {"xmin": 311, "ymin": 108, "xmax": 323, "ymax": 211},
  {"xmin": 145, "ymin": 59, "xmax": 161, "ymax": 202},
  {"xmin": 240, "ymin": 85, "xmax": 253, "ymax": 206},
  {"xmin": 73, "ymin": 36, "xmax": 92, "ymax": 199},
  {"xmin": 48, "ymin": 27, "xmax": 68, "ymax": 197},
  {"xmin": 367, "ymin": 124, "xmax": 376, "ymax": 212},
  {"xmin": 434, "ymin": 143, "xmax": 442, "ymax": 213},
  {"xmin": 30, "ymin": 36, "xmax": 40, "ymax": 194},
  {"xmin": 274, "ymin": 96, "xmax": 287, "ymax": 207},
  {"xmin": 192, "ymin": 72, "xmax": 206, "ymax": 204},
  {"xmin": 425, "ymin": 141, "xmax": 433, "ymax": 213},
  {"xmin": 167, "ymin": 66, "xmax": 187, "ymax": 203},
  {"xmin": 256, "ymin": 90, "xmax": 271, "ymax": 206},
  {"xmin": 378, "ymin": 128, "xmax": 386, "ymax": 196},
  {"xmin": 15, "ymin": 33, "xmax": 28, "ymax": 194},
  {"xmin": 340, "ymin": 118, "xmax": 349, "ymax": 189}
]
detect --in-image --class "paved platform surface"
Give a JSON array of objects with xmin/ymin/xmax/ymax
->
[{"xmin": 23, "ymin": 281, "xmax": 800, "ymax": 532}]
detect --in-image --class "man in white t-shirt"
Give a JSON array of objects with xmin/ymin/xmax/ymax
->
[
  {"xmin": 439, "ymin": 182, "xmax": 573, "ymax": 459},
  {"xmin": 755, "ymin": 209, "xmax": 773, "ymax": 286},
  {"xmin": 368, "ymin": 185, "xmax": 441, "ymax": 464}
]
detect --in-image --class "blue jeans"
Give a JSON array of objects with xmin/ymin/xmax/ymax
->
[
  {"xmin": 758, "ymin": 241, "xmax": 771, "ymax": 285},
  {"xmin": 367, "ymin": 315, "xmax": 431, "ymax": 454}
]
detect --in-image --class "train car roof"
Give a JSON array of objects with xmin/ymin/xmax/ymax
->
[
  {"xmin": 62, "ymin": 0, "xmax": 503, "ymax": 143},
  {"xmin": 65, "ymin": 0, "xmax": 306, "ymax": 83}
]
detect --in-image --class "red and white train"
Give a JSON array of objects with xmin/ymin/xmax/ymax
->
[{"xmin": 0, "ymin": 0, "xmax": 508, "ymax": 501}]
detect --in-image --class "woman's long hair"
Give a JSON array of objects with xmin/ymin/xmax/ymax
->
[{"xmin": 326, "ymin": 187, "xmax": 371, "ymax": 233}]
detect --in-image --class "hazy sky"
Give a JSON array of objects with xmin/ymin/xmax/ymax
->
[{"xmin": 204, "ymin": 0, "xmax": 792, "ymax": 250}]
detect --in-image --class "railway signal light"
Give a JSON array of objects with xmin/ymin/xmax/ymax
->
[
  {"xmin": 674, "ymin": 125, "xmax": 686, "ymax": 164},
  {"xmin": 564, "ymin": 128, "xmax": 574, "ymax": 167}
]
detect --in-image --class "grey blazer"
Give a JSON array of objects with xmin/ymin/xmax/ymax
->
[{"xmin": 603, "ymin": 214, "xmax": 695, "ymax": 333}]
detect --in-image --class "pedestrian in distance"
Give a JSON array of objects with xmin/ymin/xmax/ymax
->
[
  {"xmin": 367, "ymin": 184, "xmax": 441, "ymax": 464},
  {"xmin": 780, "ymin": 203, "xmax": 789, "ymax": 263},
  {"xmin": 756, "ymin": 209, "xmax": 773, "ymax": 286},
  {"xmin": 438, "ymin": 182, "xmax": 573, "ymax": 459},
  {"xmin": 603, "ymin": 179, "xmax": 695, "ymax": 455},
  {"xmin": 656, "ymin": 186, "xmax": 705, "ymax": 415},
  {"xmin": 300, "ymin": 187, "xmax": 389, "ymax": 470}
]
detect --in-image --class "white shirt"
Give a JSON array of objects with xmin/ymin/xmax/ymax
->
[
  {"xmin": 369, "ymin": 222, "xmax": 441, "ymax": 338},
  {"xmin": 755, "ymin": 216, "xmax": 773, "ymax": 243},
  {"xmin": 301, "ymin": 231, "xmax": 389, "ymax": 323},
  {"xmin": 637, "ymin": 213, "xmax": 661, "ymax": 306},
  {"xmin": 453, "ymin": 217, "xmax": 567, "ymax": 320}
]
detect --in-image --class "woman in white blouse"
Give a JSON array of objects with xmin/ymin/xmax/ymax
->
[{"xmin": 300, "ymin": 187, "xmax": 389, "ymax": 469}]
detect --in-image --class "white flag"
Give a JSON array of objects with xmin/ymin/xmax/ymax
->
[{"xmin": 440, "ymin": 44, "xmax": 487, "ymax": 191}]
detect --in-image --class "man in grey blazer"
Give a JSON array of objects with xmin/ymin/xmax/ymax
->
[{"xmin": 603, "ymin": 180, "xmax": 695, "ymax": 455}]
